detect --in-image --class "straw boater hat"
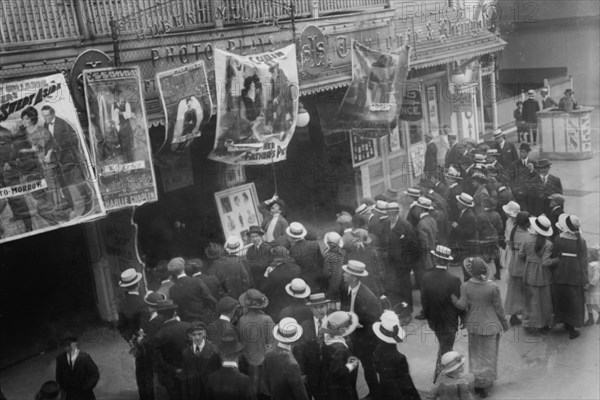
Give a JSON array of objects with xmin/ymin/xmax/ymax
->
[
  {"xmin": 285, "ymin": 278, "xmax": 311, "ymax": 299},
  {"xmin": 556, "ymin": 213, "xmax": 569, "ymax": 233},
  {"xmin": 456, "ymin": 193, "xmax": 474, "ymax": 208},
  {"xmin": 224, "ymin": 235, "xmax": 245, "ymax": 254},
  {"xmin": 486, "ymin": 148, "xmax": 499, "ymax": 157},
  {"xmin": 502, "ymin": 201, "xmax": 521, "ymax": 218},
  {"xmin": 239, "ymin": 289, "xmax": 269, "ymax": 309},
  {"xmin": 286, "ymin": 222, "xmax": 307, "ymax": 239},
  {"xmin": 430, "ymin": 245, "xmax": 454, "ymax": 263},
  {"xmin": 473, "ymin": 154, "xmax": 487, "ymax": 164},
  {"xmin": 373, "ymin": 200, "xmax": 388, "ymax": 214},
  {"xmin": 144, "ymin": 291, "xmax": 167, "ymax": 307},
  {"xmin": 273, "ymin": 317, "xmax": 303, "ymax": 343},
  {"xmin": 373, "ymin": 310, "xmax": 406, "ymax": 344},
  {"xmin": 386, "ymin": 202, "xmax": 401, "ymax": 213},
  {"xmin": 355, "ymin": 203, "xmax": 372, "ymax": 215},
  {"xmin": 326, "ymin": 311, "xmax": 359, "ymax": 337},
  {"xmin": 324, "ymin": 231, "xmax": 344, "ymax": 248},
  {"xmin": 441, "ymin": 351, "xmax": 466, "ymax": 374},
  {"xmin": 412, "ymin": 196, "xmax": 433, "ymax": 210},
  {"xmin": 529, "ymin": 215, "xmax": 553, "ymax": 237},
  {"xmin": 444, "ymin": 167, "xmax": 463, "ymax": 180},
  {"xmin": 403, "ymin": 187, "xmax": 421, "ymax": 198},
  {"xmin": 492, "ymin": 129, "xmax": 504, "ymax": 139},
  {"xmin": 342, "ymin": 260, "xmax": 369, "ymax": 277},
  {"xmin": 560, "ymin": 214, "xmax": 581, "ymax": 233},
  {"xmin": 306, "ymin": 293, "xmax": 331, "ymax": 306},
  {"xmin": 472, "ymin": 172, "xmax": 488, "ymax": 183},
  {"xmin": 119, "ymin": 268, "xmax": 143, "ymax": 288}
]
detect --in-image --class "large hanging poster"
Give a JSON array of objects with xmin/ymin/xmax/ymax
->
[
  {"xmin": 0, "ymin": 73, "xmax": 105, "ymax": 244},
  {"xmin": 156, "ymin": 61, "xmax": 213, "ymax": 153},
  {"xmin": 208, "ymin": 44, "xmax": 299, "ymax": 165},
  {"xmin": 83, "ymin": 67, "xmax": 158, "ymax": 211},
  {"xmin": 338, "ymin": 41, "xmax": 411, "ymax": 135}
]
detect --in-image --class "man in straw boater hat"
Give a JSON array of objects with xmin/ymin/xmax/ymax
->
[
  {"xmin": 429, "ymin": 351, "xmax": 476, "ymax": 400},
  {"xmin": 340, "ymin": 260, "xmax": 382, "ymax": 398},
  {"xmin": 491, "ymin": 128, "xmax": 519, "ymax": 169},
  {"xmin": 263, "ymin": 318, "xmax": 309, "ymax": 400},
  {"xmin": 55, "ymin": 332, "xmax": 100, "ymax": 400},
  {"xmin": 294, "ymin": 293, "xmax": 332, "ymax": 400},
  {"xmin": 245, "ymin": 225, "xmax": 272, "ymax": 288},
  {"xmin": 451, "ymin": 193, "xmax": 479, "ymax": 280},
  {"xmin": 152, "ymin": 299, "xmax": 192, "ymax": 400},
  {"xmin": 420, "ymin": 245, "xmax": 463, "ymax": 382},
  {"xmin": 208, "ymin": 235, "xmax": 251, "ymax": 299},
  {"xmin": 372, "ymin": 310, "xmax": 421, "ymax": 400},
  {"xmin": 280, "ymin": 278, "xmax": 313, "ymax": 324},
  {"xmin": 287, "ymin": 222, "xmax": 325, "ymax": 292}
]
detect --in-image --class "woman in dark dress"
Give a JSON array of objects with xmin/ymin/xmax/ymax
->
[
  {"xmin": 321, "ymin": 311, "xmax": 360, "ymax": 400},
  {"xmin": 372, "ymin": 310, "xmax": 421, "ymax": 400},
  {"xmin": 551, "ymin": 214, "xmax": 588, "ymax": 339}
]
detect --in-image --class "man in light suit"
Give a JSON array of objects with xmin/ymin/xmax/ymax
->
[{"xmin": 492, "ymin": 129, "xmax": 519, "ymax": 169}]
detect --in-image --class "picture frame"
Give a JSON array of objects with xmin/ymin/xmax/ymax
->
[{"xmin": 214, "ymin": 183, "xmax": 262, "ymax": 244}]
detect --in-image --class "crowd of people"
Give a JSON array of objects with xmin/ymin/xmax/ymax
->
[{"xmin": 31, "ymin": 129, "xmax": 600, "ymax": 400}]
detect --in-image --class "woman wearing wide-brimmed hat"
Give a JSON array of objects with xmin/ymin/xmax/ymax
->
[
  {"xmin": 372, "ymin": 310, "xmax": 420, "ymax": 400},
  {"xmin": 551, "ymin": 214, "xmax": 589, "ymax": 339},
  {"xmin": 452, "ymin": 257, "xmax": 508, "ymax": 398},
  {"xmin": 519, "ymin": 215, "xmax": 556, "ymax": 332},
  {"xmin": 320, "ymin": 311, "xmax": 360, "ymax": 400}
]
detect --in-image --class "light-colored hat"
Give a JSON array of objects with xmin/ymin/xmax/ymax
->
[
  {"xmin": 564, "ymin": 214, "xmax": 581, "ymax": 233},
  {"xmin": 342, "ymin": 260, "xmax": 369, "ymax": 277},
  {"xmin": 403, "ymin": 187, "xmax": 421, "ymax": 198},
  {"xmin": 285, "ymin": 278, "xmax": 311, "ymax": 298},
  {"xmin": 502, "ymin": 201, "xmax": 521, "ymax": 218},
  {"xmin": 386, "ymin": 202, "xmax": 400, "ymax": 213},
  {"xmin": 324, "ymin": 231, "xmax": 344, "ymax": 248},
  {"xmin": 498, "ymin": 186, "xmax": 508, "ymax": 193},
  {"xmin": 305, "ymin": 293, "xmax": 331, "ymax": 306},
  {"xmin": 224, "ymin": 235, "xmax": 245, "ymax": 254},
  {"xmin": 444, "ymin": 167, "xmax": 463, "ymax": 180},
  {"xmin": 336, "ymin": 214, "xmax": 353, "ymax": 225},
  {"xmin": 486, "ymin": 149, "xmax": 499, "ymax": 156},
  {"xmin": 144, "ymin": 291, "xmax": 167, "ymax": 307},
  {"xmin": 473, "ymin": 154, "xmax": 487, "ymax": 164},
  {"xmin": 119, "ymin": 268, "xmax": 143, "ymax": 287},
  {"xmin": 286, "ymin": 222, "xmax": 307, "ymax": 239},
  {"xmin": 412, "ymin": 196, "xmax": 433, "ymax": 210},
  {"xmin": 430, "ymin": 245, "xmax": 454, "ymax": 262},
  {"xmin": 492, "ymin": 129, "xmax": 504, "ymax": 138},
  {"xmin": 527, "ymin": 89, "xmax": 535, "ymax": 96},
  {"xmin": 373, "ymin": 200, "xmax": 388, "ymax": 213},
  {"xmin": 326, "ymin": 311, "xmax": 359, "ymax": 337},
  {"xmin": 273, "ymin": 317, "xmax": 303, "ymax": 343},
  {"xmin": 541, "ymin": 87, "xmax": 549, "ymax": 93},
  {"xmin": 529, "ymin": 215, "xmax": 553, "ymax": 237},
  {"xmin": 355, "ymin": 203, "xmax": 371, "ymax": 215},
  {"xmin": 456, "ymin": 193, "xmax": 474, "ymax": 207},
  {"xmin": 441, "ymin": 351, "xmax": 466, "ymax": 374},
  {"xmin": 373, "ymin": 310, "xmax": 406, "ymax": 344}
]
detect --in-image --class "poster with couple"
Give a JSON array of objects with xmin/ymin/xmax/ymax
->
[
  {"xmin": 156, "ymin": 61, "xmax": 213, "ymax": 153},
  {"xmin": 338, "ymin": 41, "xmax": 411, "ymax": 136},
  {"xmin": 83, "ymin": 66, "xmax": 158, "ymax": 212},
  {"xmin": 208, "ymin": 44, "xmax": 300, "ymax": 165},
  {"xmin": 0, "ymin": 73, "xmax": 105, "ymax": 244}
]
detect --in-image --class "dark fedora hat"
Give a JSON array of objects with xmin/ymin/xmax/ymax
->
[
  {"xmin": 537, "ymin": 159, "xmax": 552, "ymax": 168},
  {"xmin": 58, "ymin": 331, "xmax": 78, "ymax": 345},
  {"xmin": 155, "ymin": 299, "xmax": 178, "ymax": 312},
  {"xmin": 519, "ymin": 142, "xmax": 531, "ymax": 152},
  {"xmin": 247, "ymin": 225, "xmax": 265, "ymax": 236},
  {"xmin": 220, "ymin": 332, "xmax": 245, "ymax": 355},
  {"xmin": 36, "ymin": 381, "xmax": 61, "ymax": 400}
]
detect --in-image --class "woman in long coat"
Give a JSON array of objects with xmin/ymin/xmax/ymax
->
[
  {"xmin": 551, "ymin": 214, "xmax": 588, "ymax": 339},
  {"xmin": 452, "ymin": 257, "xmax": 508, "ymax": 398},
  {"xmin": 519, "ymin": 215, "xmax": 556, "ymax": 331},
  {"xmin": 504, "ymin": 211, "xmax": 533, "ymax": 326},
  {"xmin": 321, "ymin": 311, "xmax": 360, "ymax": 400},
  {"xmin": 372, "ymin": 310, "xmax": 421, "ymax": 400}
]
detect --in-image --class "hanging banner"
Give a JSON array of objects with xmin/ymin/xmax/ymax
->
[
  {"xmin": 0, "ymin": 73, "xmax": 105, "ymax": 244},
  {"xmin": 83, "ymin": 67, "xmax": 158, "ymax": 211},
  {"xmin": 337, "ymin": 41, "xmax": 411, "ymax": 136},
  {"xmin": 399, "ymin": 86, "xmax": 423, "ymax": 121},
  {"xmin": 156, "ymin": 61, "xmax": 213, "ymax": 153},
  {"xmin": 208, "ymin": 44, "xmax": 299, "ymax": 165}
]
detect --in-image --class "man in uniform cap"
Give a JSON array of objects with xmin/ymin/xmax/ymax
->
[{"xmin": 522, "ymin": 89, "xmax": 540, "ymax": 145}]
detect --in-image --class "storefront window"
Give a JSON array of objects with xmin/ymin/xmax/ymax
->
[
  {"xmin": 409, "ymin": 122, "xmax": 423, "ymax": 145},
  {"xmin": 426, "ymin": 84, "xmax": 441, "ymax": 136}
]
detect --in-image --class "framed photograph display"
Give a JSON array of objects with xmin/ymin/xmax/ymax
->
[{"xmin": 214, "ymin": 183, "xmax": 262, "ymax": 243}]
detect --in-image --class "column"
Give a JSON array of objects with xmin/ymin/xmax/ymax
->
[{"xmin": 490, "ymin": 60, "xmax": 499, "ymax": 130}]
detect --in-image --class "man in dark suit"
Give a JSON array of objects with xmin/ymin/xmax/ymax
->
[
  {"xmin": 152, "ymin": 300, "xmax": 193, "ymax": 400},
  {"xmin": 340, "ymin": 260, "xmax": 382, "ymax": 399},
  {"xmin": 181, "ymin": 324, "xmax": 221, "ymax": 400},
  {"xmin": 168, "ymin": 257, "xmax": 218, "ymax": 324},
  {"xmin": 182, "ymin": 98, "xmax": 198, "ymax": 136},
  {"xmin": 444, "ymin": 167, "xmax": 463, "ymax": 223},
  {"xmin": 424, "ymin": 132, "xmax": 438, "ymax": 179},
  {"xmin": 186, "ymin": 258, "xmax": 223, "ymax": 300},
  {"xmin": 245, "ymin": 226, "xmax": 272, "ymax": 288},
  {"xmin": 287, "ymin": 222, "xmax": 325, "ymax": 292},
  {"xmin": 260, "ymin": 245, "xmax": 302, "ymax": 320},
  {"xmin": 420, "ymin": 246, "xmax": 462, "ymax": 383},
  {"xmin": 206, "ymin": 351, "xmax": 255, "ymax": 400},
  {"xmin": 509, "ymin": 143, "xmax": 537, "ymax": 212},
  {"xmin": 208, "ymin": 237, "xmax": 252, "ymax": 299},
  {"xmin": 492, "ymin": 129, "xmax": 519, "ymax": 169},
  {"xmin": 138, "ymin": 291, "xmax": 167, "ymax": 400},
  {"xmin": 294, "ymin": 293, "xmax": 330, "ymax": 400},
  {"xmin": 444, "ymin": 134, "xmax": 462, "ymax": 167},
  {"xmin": 263, "ymin": 318, "xmax": 309, "ymax": 400},
  {"xmin": 451, "ymin": 193, "xmax": 479, "ymax": 280},
  {"xmin": 522, "ymin": 90, "xmax": 540, "ymax": 144},
  {"xmin": 530, "ymin": 159, "xmax": 563, "ymax": 216},
  {"xmin": 41, "ymin": 105, "xmax": 93, "ymax": 215},
  {"xmin": 206, "ymin": 296, "xmax": 238, "ymax": 347},
  {"xmin": 55, "ymin": 334, "xmax": 100, "ymax": 400},
  {"xmin": 547, "ymin": 194, "xmax": 565, "ymax": 240}
]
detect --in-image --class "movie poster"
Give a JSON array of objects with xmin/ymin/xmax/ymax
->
[
  {"xmin": 83, "ymin": 67, "xmax": 158, "ymax": 211},
  {"xmin": 0, "ymin": 74, "xmax": 105, "ymax": 244},
  {"xmin": 156, "ymin": 61, "xmax": 213, "ymax": 153},
  {"xmin": 338, "ymin": 41, "xmax": 411, "ymax": 135},
  {"xmin": 208, "ymin": 44, "xmax": 299, "ymax": 165}
]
